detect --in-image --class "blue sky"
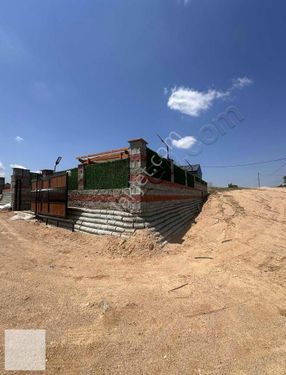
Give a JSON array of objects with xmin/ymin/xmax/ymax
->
[{"xmin": 0, "ymin": 0, "xmax": 286, "ymax": 187}]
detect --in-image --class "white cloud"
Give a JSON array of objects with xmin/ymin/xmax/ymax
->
[
  {"xmin": 167, "ymin": 76, "xmax": 253, "ymax": 117},
  {"xmin": 168, "ymin": 87, "xmax": 228, "ymax": 117},
  {"xmin": 231, "ymin": 76, "xmax": 253, "ymax": 89},
  {"xmin": 10, "ymin": 164, "xmax": 27, "ymax": 170},
  {"xmin": 172, "ymin": 136, "xmax": 197, "ymax": 149},
  {"xmin": 0, "ymin": 161, "xmax": 5, "ymax": 177},
  {"xmin": 15, "ymin": 135, "xmax": 24, "ymax": 142}
]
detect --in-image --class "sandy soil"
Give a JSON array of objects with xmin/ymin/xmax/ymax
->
[{"xmin": 0, "ymin": 188, "xmax": 286, "ymax": 374}]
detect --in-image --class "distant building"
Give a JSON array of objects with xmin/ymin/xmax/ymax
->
[{"xmin": 180, "ymin": 164, "xmax": 202, "ymax": 179}]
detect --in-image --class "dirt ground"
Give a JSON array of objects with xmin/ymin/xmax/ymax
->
[{"xmin": 0, "ymin": 188, "xmax": 286, "ymax": 374}]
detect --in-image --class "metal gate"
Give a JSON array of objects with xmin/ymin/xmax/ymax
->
[{"xmin": 31, "ymin": 173, "xmax": 68, "ymax": 218}]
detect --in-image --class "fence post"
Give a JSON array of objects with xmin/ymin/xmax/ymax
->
[
  {"xmin": 185, "ymin": 170, "xmax": 188, "ymax": 186},
  {"xmin": 128, "ymin": 138, "xmax": 148, "ymax": 213},
  {"xmin": 170, "ymin": 160, "xmax": 174, "ymax": 183},
  {"xmin": 78, "ymin": 164, "xmax": 85, "ymax": 190}
]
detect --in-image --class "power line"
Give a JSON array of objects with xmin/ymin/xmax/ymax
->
[
  {"xmin": 270, "ymin": 161, "xmax": 286, "ymax": 175},
  {"xmin": 251, "ymin": 161, "xmax": 286, "ymax": 177},
  {"xmin": 202, "ymin": 157, "xmax": 286, "ymax": 169}
]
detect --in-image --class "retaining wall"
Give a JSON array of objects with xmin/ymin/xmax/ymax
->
[
  {"xmin": 67, "ymin": 138, "xmax": 208, "ymax": 241},
  {"xmin": 9, "ymin": 138, "xmax": 208, "ymax": 242},
  {"xmin": 138, "ymin": 177, "xmax": 206, "ymax": 239},
  {"xmin": 68, "ymin": 176, "xmax": 207, "ymax": 241},
  {"xmin": 69, "ymin": 207, "xmax": 144, "ymax": 238},
  {"xmin": 68, "ymin": 188, "xmax": 132, "ymax": 211}
]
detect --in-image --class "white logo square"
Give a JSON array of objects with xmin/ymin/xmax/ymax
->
[{"xmin": 5, "ymin": 329, "xmax": 46, "ymax": 371}]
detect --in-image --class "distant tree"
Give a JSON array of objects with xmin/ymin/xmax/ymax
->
[
  {"xmin": 228, "ymin": 183, "xmax": 238, "ymax": 189},
  {"xmin": 284, "ymin": 176, "xmax": 286, "ymax": 185}
]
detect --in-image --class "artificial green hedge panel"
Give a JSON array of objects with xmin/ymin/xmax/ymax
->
[
  {"xmin": 68, "ymin": 168, "xmax": 78, "ymax": 190},
  {"xmin": 187, "ymin": 173, "xmax": 195, "ymax": 187},
  {"xmin": 146, "ymin": 148, "xmax": 171, "ymax": 181},
  {"xmin": 84, "ymin": 159, "xmax": 129, "ymax": 189},
  {"xmin": 174, "ymin": 165, "xmax": 186, "ymax": 185}
]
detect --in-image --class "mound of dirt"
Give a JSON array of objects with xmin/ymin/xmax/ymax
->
[{"xmin": 105, "ymin": 229, "xmax": 162, "ymax": 257}]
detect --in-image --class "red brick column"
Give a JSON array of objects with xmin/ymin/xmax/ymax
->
[
  {"xmin": 78, "ymin": 164, "xmax": 85, "ymax": 190},
  {"xmin": 128, "ymin": 138, "xmax": 148, "ymax": 213}
]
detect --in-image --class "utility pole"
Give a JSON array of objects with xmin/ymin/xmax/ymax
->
[
  {"xmin": 257, "ymin": 172, "xmax": 261, "ymax": 188},
  {"xmin": 157, "ymin": 134, "xmax": 170, "ymax": 160}
]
